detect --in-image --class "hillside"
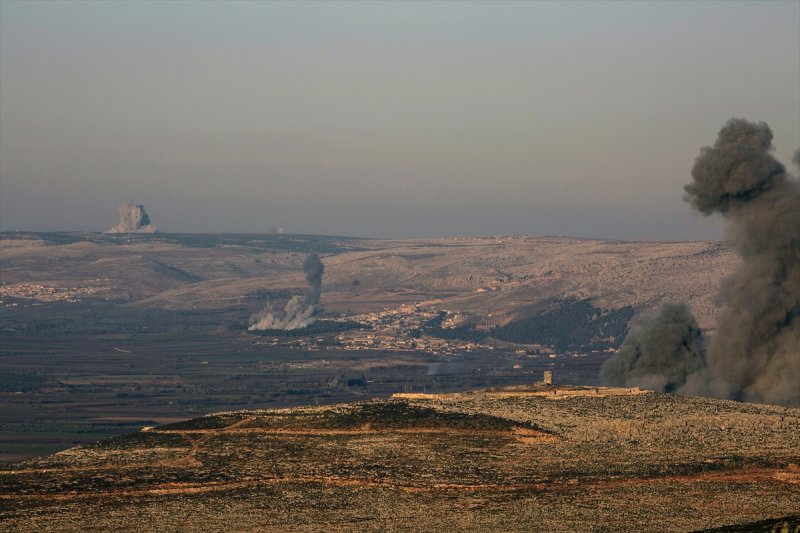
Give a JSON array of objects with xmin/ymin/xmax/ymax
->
[
  {"xmin": 1, "ymin": 233, "xmax": 735, "ymax": 331},
  {"xmin": 1, "ymin": 387, "xmax": 798, "ymax": 531},
  {"xmin": 0, "ymin": 232, "xmax": 743, "ymax": 466}
]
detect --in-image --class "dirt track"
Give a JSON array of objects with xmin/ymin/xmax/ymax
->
[{"xmin": 2, "ymin": 390, "xmax": 798, "ymax": 532}]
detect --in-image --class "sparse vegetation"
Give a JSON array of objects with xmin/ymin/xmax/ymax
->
[
  {"xmin": 1, "ymin": 391, "xmax": 797, "ymax": 532},
  {"xmin": 417, "ymin": 300, "xmax": 634, "ymax": 350}
]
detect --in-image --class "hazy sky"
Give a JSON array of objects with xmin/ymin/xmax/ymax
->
[{"xmin": 1, "ymin": 1, "xmax": 798, "ymax": 239}]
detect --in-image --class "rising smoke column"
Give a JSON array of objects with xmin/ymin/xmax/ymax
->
[
  {"xmin": 249, "ymin": 253, "xmax": 325, "ymax": 331},
  {"xmin": 106, "ymin": 202, "xmax": 158, "ymax": 233},
  {"xmin": 684, "ymin": 118, "xmax": 800, "ymax": 406},
  {"xmin": 301, "ymin": 253, "xmax": 324, "ymax": 309},
  {"xmin": 601, "ymin": 119, "xmax": 799, "ymax": 407},
  {"xmin": 601, "ymin": 304, "xmax": 706, "ymax": 392}
]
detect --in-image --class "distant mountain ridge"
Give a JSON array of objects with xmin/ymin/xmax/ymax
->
[{"xmin": 0, "ymin": 233, "xmax": 735, "ymax": 333}]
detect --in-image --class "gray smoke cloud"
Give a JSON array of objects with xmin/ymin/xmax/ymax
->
[
  {"xmin": 684, "ymin": 118, "xmax": 800, "ymax": 407},
  {"xmin": 301, "ymin": 253, "xmax": 324, "ymax": 308},
  {"xmin": 106, "ymin": 202, "xmax": 157, "ymax": 233},
  {"xmin": 601, "ymin": 304, "xmax": 706, "ymax": 392},
  {"xmin": 248, "ymin": 253, "xmax": 325, "ymax": 331},
  {"xmin": 602, "ymin": 119, "xmax": 800, "ymax": 407}
]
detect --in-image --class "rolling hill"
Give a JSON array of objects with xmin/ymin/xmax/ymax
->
[{"xmin": 1, "ymin": 386, "xmax": 797, "ymax": 531}]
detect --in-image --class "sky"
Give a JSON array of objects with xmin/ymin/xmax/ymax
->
[{"xmin": 1, "ymin": 0, "xmax": 798, "ymax": 240}]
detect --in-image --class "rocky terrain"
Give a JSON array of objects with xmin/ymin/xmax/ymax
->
[
  {"xmin": 0, "ymin": 232, "xmax": 736, "ymax": 330},
  {"xmin": 1, "ymin": 387, "xmax": 797, "ymax": 531}
]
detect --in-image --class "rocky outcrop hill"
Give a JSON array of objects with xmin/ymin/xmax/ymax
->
[{"xmin": 1, "ymin": 387, "xmax": 797, "ymax": 531}]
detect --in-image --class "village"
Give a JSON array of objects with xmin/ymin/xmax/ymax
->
[
  {"xmin": 255, "ymin": 303, "xmax": 563, "ymax": 359},
  {"xmin": 0, "ymin": 282, "xmax": 118, "ymax": 306},
  {"xmin": 334, "ymin": 305, "xmax": 486, "ymax": 354}
]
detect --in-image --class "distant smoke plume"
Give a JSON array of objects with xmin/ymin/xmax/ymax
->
[
  {"xmin": 601, "ymin": 304, "xmax": 705, "ymax": 392},
  {"xmin": 301, "ymin": 253, "xmax": 324, "ymax": 309},
  {"xmin": 248, "ymin": 253, "xmax": 325, "ymax": 331},
  {"xmin": 106, "ymin": 202, "xmax": 158, "ymax": 233},
  {"xmin": 602, "ymin": 119, "xmax": 800, "ymax": 407}
]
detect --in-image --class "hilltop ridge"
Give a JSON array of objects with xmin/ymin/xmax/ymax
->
[
  {"xmin": 1, "ymin": 233, "xmax": 735, "ymax": 330},
  {"xmin": 2, "ymin": 386, "xmax": 798, "ymax": 531}
]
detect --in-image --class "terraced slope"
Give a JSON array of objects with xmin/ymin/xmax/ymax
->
[{"xmin": 2, "ymin": 387, "xmax": 798, "ymax": 532}]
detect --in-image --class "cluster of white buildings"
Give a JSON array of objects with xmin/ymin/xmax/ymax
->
[
  {"xmin": 331, "ymin": 305, "xmax": 487, "ymax": 355},
  {"xmin": 0, "ymin": 282, "xmax": 114, "ymax": 305}
]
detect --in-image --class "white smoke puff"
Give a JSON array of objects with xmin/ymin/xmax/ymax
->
[
  {"xmin": 106, "ymin": 202, "xmax": 157, "ymax": 233},
  {"xmin": 248, "ymin": 296, "xmax": 318, "ymax": 331},
  {"xmin": 248, "ymin": 253, "xmax": 325, "ymax": 331}
]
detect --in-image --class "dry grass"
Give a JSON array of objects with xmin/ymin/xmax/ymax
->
[{"xmin": 2, "ymin": 386, "xmax": 798, "ymax": 532}]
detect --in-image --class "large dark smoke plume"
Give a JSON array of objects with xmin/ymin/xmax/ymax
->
[
  {"xmin": 601, "ymin": 304, "xmax": 705, "ymax": 393},
  {"xmin": 249, "ymin": 253, "xmax": 325, "ymax": 331},
  {"xmin": 687, "ymin": 118, "xmax": 800, "ymax": 406},
  {"xmin": 602, "ymin": 119, "xmax": 800, "ymax": 407}
]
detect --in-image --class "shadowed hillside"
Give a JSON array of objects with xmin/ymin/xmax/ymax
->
[{"xmin": 1, "ymin": 233, "xmax": 735, "ymax": 329}]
